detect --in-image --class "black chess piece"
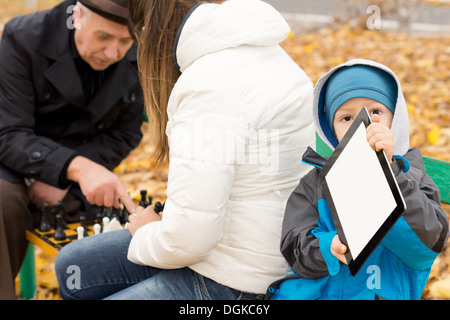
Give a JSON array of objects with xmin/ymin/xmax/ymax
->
[
  {"xmin": 139, "ymin": 190, "xmax": 148, "ymax": 208},
  {"xmin": 39, "ymin": 203, "xmax": 51, "ymax": 232},
  {"xmin": 121, "ymin": 206, "xmax": 130, "ymax": 225},
  {"xmin": 80, "ymin": 216, "xmax": 89, "ymax": 237},
  {"xmin": 112, "ymin": 204, "xmax": 122, "ymax": 221},
  {"xmin": 52, "ymin": 201, "xmax": 67, "ymax": 229},
  {"xmin": 154, "ymin": 202, "xmax": 165, "ymax": 214},
  {"xmin": 54, "ymin": 213, "xmax": 67, "ymax": 241},
  {"xmin": 103, "ymin": 206, "xmax": 113, "ymax": 218},
  {"xmin": 96, "ymin": 212, "xmax": 104, "ymax": 233},
  {"xmin": 116, "ymin": 199, "xmax": 126, "ymax": 224}
]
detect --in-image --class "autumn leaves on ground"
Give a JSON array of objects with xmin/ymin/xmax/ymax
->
[{"xmin": 3, "ymin": 0, "xmax": 449, "ymax": 300}]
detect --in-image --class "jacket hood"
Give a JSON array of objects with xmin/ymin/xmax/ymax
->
[
  {"xmin": 173, "ymin": 0, "xmax": 290, "ymax": 72},
  {"xmin": 314, "ymin": 59, "xmax": 410, "ymax": 156}
]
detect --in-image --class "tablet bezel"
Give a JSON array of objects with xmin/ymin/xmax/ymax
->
[{"xmin": 319, "ymin": 107, "xmax": 406, "ymax": 276}]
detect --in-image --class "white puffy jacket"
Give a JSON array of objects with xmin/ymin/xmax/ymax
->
[{"xmin": 127, "ymin": 0, "xmax": 315, "ymax": 294}]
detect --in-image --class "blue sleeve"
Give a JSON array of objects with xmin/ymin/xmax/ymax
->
[
  {"xmin": 381, "ymin": 217, "xmax": 439, "ymax": 270},
  {"xmin": 380, "ymin": 153, "xmax": 447, "ymax": 270},
  {"xmin": 317, "ymin": 231, "xmax": 341, "ymax": 276}
]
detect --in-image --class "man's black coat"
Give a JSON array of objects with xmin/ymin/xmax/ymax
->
[{"xmin": 0, "ymin": 0, "xmax": 144, "ymax": 189}]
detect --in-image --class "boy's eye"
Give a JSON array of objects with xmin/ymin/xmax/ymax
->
[
  {"xmin": 342, "ymin": 116, "xmax": 352, "ymax": 122},
  {"xmin": 371, "ymin": 109, "xmax": 382, "ymax": 116}
]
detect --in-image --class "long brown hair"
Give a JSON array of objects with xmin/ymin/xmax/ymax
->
[{"xmin": 128, "ymin": 0, "xmax": 223, "ymax": 165}]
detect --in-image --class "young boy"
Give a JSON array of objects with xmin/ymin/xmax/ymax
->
[{"xmin": 268, "ymin": 59, "xmax": 449, "ymax": 300}]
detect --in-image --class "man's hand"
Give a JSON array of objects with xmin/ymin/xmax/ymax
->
[
  {"xmin": 28, "ymin": 181, "xmax": 70, "ymax": 207},
  {"xmin": 331, "ymin": 235, "xmax": 348, "ymax": 265},
  {"xmin": 127, "ymin": 205, "xmax": 162, "ymax": 236},
  {"xmin": 66, "ymin": 156, "xmax": 135, "ymax": 213}
]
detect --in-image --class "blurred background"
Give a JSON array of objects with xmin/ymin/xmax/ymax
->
[{"xmin": 1, "ymin": 0, "xmax": 448, "ymax": 300}]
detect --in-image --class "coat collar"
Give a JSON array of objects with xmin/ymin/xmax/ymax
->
[
  {"xmin": 301, "ymin": 147, "xmax": 328, "ymax": 170},
  {"xmin": 37, "ymin": 0, "xmax": 138, "ymax": 114}
]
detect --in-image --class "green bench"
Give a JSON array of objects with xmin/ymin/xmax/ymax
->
[{"xmin": 17, "ymin": 134, "xmax": 450, "ymax": 299}]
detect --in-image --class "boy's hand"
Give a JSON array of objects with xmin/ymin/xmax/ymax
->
[
  {"xmin": 331, "ymin": 235, "xmax": 348, "ymax": 265},
  {"xmin": 366, "ymin": 114, "xmax": 394, "ymax": 163}
]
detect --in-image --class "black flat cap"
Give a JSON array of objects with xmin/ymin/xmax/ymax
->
[{"xmin": 79, "ymin": 0, "xmax": 129, "ymax": 25}]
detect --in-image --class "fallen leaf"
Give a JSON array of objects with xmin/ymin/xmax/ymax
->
[{"xmin": 429, "ymin": 277, "xmax": 450, "ymax": 299}]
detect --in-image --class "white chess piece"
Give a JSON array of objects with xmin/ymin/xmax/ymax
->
[
  {"xmin": 94, "ymin": 223, "xmax": 101, "ymax": 235},
  {"xmin": 103, "ymin": 217, "xmax": 122, "ymax": 233},
  {"xmin": 102, "ymin": 216, "xmax": 110, "ymax": 230},
  {"xmin": 77, "ymin": 226, "xmax": 84, "ymax": 240}
]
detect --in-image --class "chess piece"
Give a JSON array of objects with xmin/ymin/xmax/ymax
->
[
  {"xmin": 54, "ymin": 213, "xmax": 67, "ymax": 241},
  {"xmin": 102, "ymin": 216, "xmax": 110, "ymax": 231},
  {"xmin": 52, "ymin": 201, "xmax": 67, "ymax": 229},
  {"xmin": 94, "ymin": 223, "xmax": 101, "ymax": 235},
  {"xmin": 139, "ymin": 190, "xmax": 148, "ymax": 208},
  {"xmin": 121, "ymin": 209, "xmax": 130, "ymax": 225},
  {"xmin": 119, "ymin": 199, "xmax": 129, "ymax": 224},
  {"xmin": 103, "ymin": 217, "xmax": 122, "ymax": 233},
  {"xmin": 77, "ymin": 226, "xmax": 84, "ymax": 240},
  {"xmin": 80, "ymin": 216, "xmax": 89, "ymax": 237},
  {"xmin": 112, "ymin": 206, "xmax": 121, "ymax": 222},
  {"xmin": 154, "ymin": 201, "xmax": 165, "ymax": 214},
  {"xmin": 96, "ymin": 212, "xmax": 104, "ymax": 232},
  {"xmin": 39, "ymin": 203, "xmax": 51, "ymax": 232},
  {"xmin": 103, "ymin": 206, "xmax": 113, "ymax": 218}
]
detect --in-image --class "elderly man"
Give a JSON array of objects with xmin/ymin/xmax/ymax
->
[{"xmin": 0, "ymin": 0, "xmax": 143, "ymax": 299}]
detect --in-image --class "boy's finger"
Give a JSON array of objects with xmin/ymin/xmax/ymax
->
[
  {"xmin": 371, "ymin": 113, "xmax": 381, "ymax": 123},
  {"xmin": 368, "ymin": 137, "xmax": 385, "ymax": 152},
  {"xmin": 375, "ymin": 140, "xmax": 387, "ymax": 152},
  {"xmin": 334, "ymin": 243, "xmax": 347, "ymax": 254},
  {"xmin": 332, "ymin": 237, "xmax": 347, "ymax": 253}
]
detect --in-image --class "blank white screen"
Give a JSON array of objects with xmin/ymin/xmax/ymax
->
[{"xmin": 325, "ymin": 123, "xmax": 396, "ymax": 258}]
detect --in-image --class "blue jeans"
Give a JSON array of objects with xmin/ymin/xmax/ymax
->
[{"xmin": 55, "ymin": 229, "xmax": 264, "ymax": 300}]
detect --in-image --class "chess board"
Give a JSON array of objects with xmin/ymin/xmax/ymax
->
[
  {"xmin": 26, "ymin": 220, "xmax": 101, "ymax": 257},
  {"xmin": 26, "ymin": 190, "xmax": 163, "ymax": 257}
]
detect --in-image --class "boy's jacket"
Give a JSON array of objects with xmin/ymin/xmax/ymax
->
[{"xmin": 268, "ymin": 59, "xmax": 449, "ymax": 300}]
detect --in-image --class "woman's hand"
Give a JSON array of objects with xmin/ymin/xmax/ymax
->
[{"xmin": 128, "ymin": 205, "xmax": 162, "ymax": 236}]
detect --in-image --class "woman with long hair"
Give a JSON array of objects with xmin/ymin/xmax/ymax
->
[{"xmin": 56, "ymin": 0, "xmax": 315, "ymax": 300}]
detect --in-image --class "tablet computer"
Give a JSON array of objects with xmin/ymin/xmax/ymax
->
[{"xmin": 319, "ymin": 107, "xmax": 406, "ymax": 276}]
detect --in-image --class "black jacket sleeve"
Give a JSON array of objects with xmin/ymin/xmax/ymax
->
[
  {"xmin": 0, "ymin": 23, "xmax": 77, "ymax": 188},
  {"xmin": 71, "ymin": 89, "xmax": 144, "ymax": 172}
]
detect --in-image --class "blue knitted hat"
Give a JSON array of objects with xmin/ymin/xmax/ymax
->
[{"xmin": 324, "ymin": 65, "xmax": 398, "ymax": 134}]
